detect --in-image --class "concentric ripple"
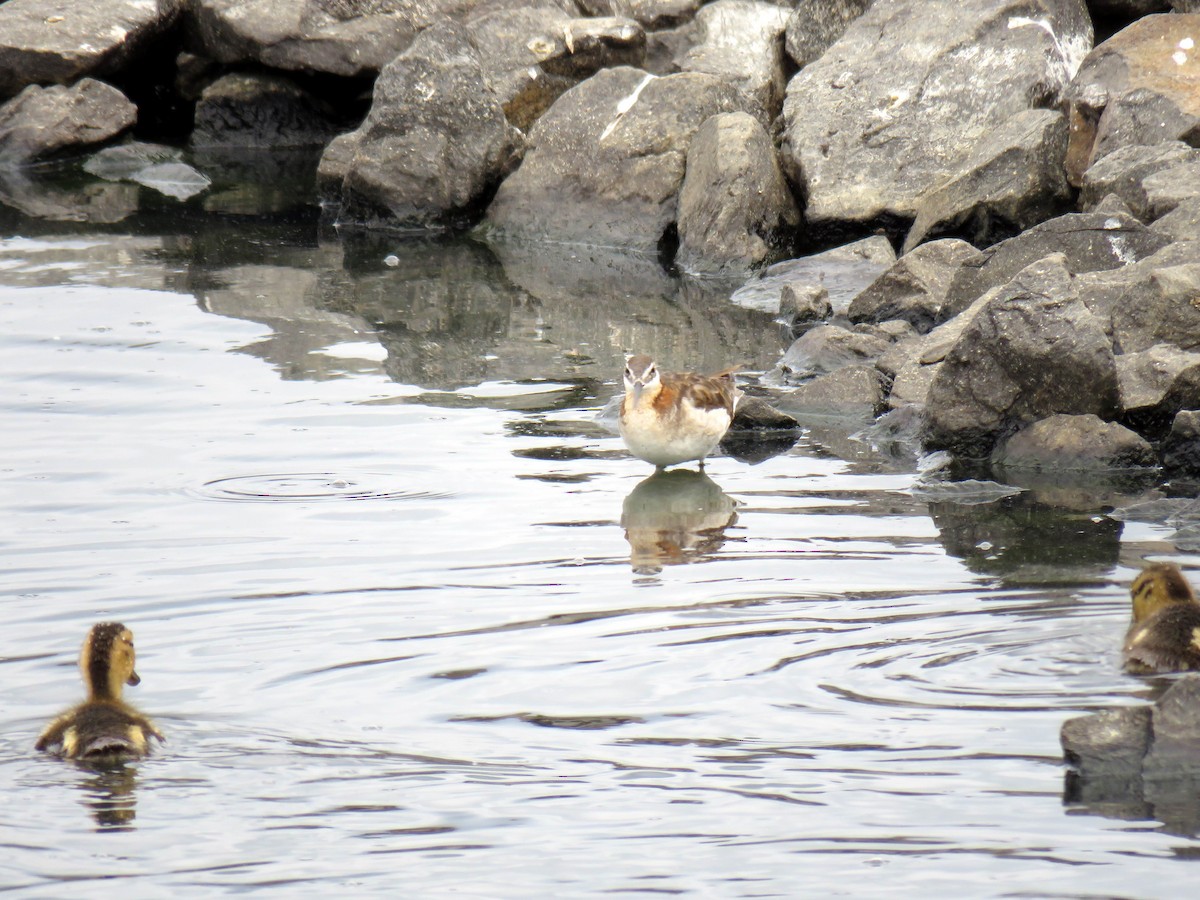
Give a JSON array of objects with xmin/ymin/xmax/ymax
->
[{"xmin": 191, "ymin": 472, "xmax": 447, "ymax": 503}]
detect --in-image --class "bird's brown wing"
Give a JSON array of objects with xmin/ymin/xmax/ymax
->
[
  {"xmin": 658, "ymin": 371, "xmax": 737, "ymax": 416},
  {"xmin": 1123, "ymin": 605, "xmax": 1200, "ymax": 673}
]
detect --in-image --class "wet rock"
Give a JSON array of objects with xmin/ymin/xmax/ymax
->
[
  {"xmin": 0, "ymin": 79, "xmax": 136, "ymax": 168},
  {"xmin": 680, "ymin": 0, "xmax": 791, "ymax": 121},
  {"xmin": 1065, "ymin": 13, "xmax": 1200, "ymax": 184},
  {"xmin": 991, "ymin": 413, "xmax": 1156, "ymax": 470},
  {"xmin": 84, "ymin": 142, "xmax": 211, "ymax": 201},
  {"xmin": 1078, "ymin": 140, "xmax": 1200, "ymax": 218},
  {"xmin": 675, "ymin": 112, "xmax": 800, "ymax": 275},
  {"xmin": 784, "ymin": 0, "xmax": 872, "ymax": 68},
  {"xmin": 904, "ymin": 109, "xmax": 1071, "ymax": 252},
  {"xmin": 0, "ymin": 0, "xmax": 184, "ymax": 99},
  {"xmin": 778, "ymin": 365, "xmax": 884, "ymax": 417},
  {"xmin": 1162, "ymin": 409, "xmax": 1200, "ymax": 475},
  {"xmin": 1061, "ymin": 705, "xmax": 1152, "ymax": 776},
  {"xmin": 780, "ymin": 282, "xmax": 832, "ymax": 326},
  {"xmin": 486, "ymin": 66, "xmax": 744, "ymax": 250},
  {"xmin": 774, "ymin": 324, "xmax": 891, "ymax": 384},
  {"xmin": 780, "ymin": 0, "xmax": 1092, "ymax": 229},
  {"xmin": 888, "ymin": 360, "xmax": 939, "ymax": 409},
  {"xmin": 730, "ymin": 394, "xmax": 799, "ymax": 429},
  {"xmin": 334, "ymin": 22, "xmax": 520, "ymax": 231},
  {"xmin": 1116, "ymin": 343, "xmax": 1200, "ymax": 432},
  {"xmin": 1151, "ymin": 197, "xmax": 1200, "ymax": 242},
  {"xmin": 848, "ymin": 239, "xmax": 982, "ymax": 333},
  {"xmin": 1105, "ymin": 253, "xmax": 1200, "ymax": 352},
  {"xmin": 924, "ymin": 254, "xmax": 1120, "ymax": 458},
  {"xmin": 940, "ymin": 211, "xmax": 1172, "ymax": 321},
  {"xmin": 730, "ymin": 235, "xmax": 895, "ymax": 313},
  {"xmin": 185, "ymin": 0, "xmax": 472, "ymax": 78},
  {"xmin": 0, "ymin": 166, "xmax": 139, "ymax": 222},
  {"xmin": 192, "ymin": 73, "xmax": 341, "ymax": 149}
]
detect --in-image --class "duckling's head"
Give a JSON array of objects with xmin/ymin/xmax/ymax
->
[
  {"xmin": 1130, "ymin": 563, "xmax": 1197, "ymax": 623},
  {"xmin": 80, "ymin": 622, "xmax": 140, "ymax": 701},
  {"xmin": 624, "ymin": 355, "xmax": 660, "ymax": 404}
]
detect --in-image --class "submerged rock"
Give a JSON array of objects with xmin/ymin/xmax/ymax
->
[{"xmin": 991, "ymin": 413, "xmax": 1157, "ymax": 470}]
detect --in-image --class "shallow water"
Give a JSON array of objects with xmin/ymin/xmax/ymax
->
[{"xmin": 1, "ymin": 221, "xmax": 1197, "ymax": 897}]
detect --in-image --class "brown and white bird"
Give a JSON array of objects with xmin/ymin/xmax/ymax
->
[
  {"xmin": 618, "ymin": 354, "xmax": 739, "ymax": 469},
  {"xmin": 36, "ymin": 622, "xmax": 164, "ymax": 760},
  {"xmin": 1123, "ymin": 562, "xmax": 1200, "ymax": 674}
]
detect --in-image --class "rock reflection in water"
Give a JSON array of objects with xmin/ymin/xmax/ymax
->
[
  {"xmin": 76, "ymin": 762, "xmax": 140, "ymax": 831},
  {"xmin": 620, "ymin": 470, "xmax": 737, "ymax": 574}
]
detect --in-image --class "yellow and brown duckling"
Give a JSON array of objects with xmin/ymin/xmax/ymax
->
[
  {"xmin": 36, "ymin": 622, "xmax": 164, "ymax": 760},
  {"xmin": 1123, "ymin": 563, "xmax": 1200, "ymax": 674},
  {"xmin": 618, "ymin": 355, "xmax": 740, "ymax": 470}
]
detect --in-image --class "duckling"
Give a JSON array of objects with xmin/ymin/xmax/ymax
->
[
  {"xmin": 1122, "ymin": 563, "xmax": 1200, "ymax": 674},
  {"xmin": 36, "ymin": 622, "xmax": 164, "ymax": 760}
]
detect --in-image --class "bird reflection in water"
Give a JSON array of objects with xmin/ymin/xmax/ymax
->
[
  {"xmin": 621, "ymin": 469, "xmax": 737, "ymax": 574},
  {"xmin": 76, "ymin": 760, "xmax": 140, "ymax": 831}
]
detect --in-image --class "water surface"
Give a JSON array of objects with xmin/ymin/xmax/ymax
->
[{"xmin": 0, "ymin": 221, "xmax": 1196, "ymax": 896}]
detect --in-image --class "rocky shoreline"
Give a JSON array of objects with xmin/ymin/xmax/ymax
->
[{"xmin": 1, "ymin": 0, "xmax": 1198, "ymax": 472}]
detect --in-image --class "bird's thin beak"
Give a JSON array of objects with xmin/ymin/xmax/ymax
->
[
  {"xmin": 630, "ymin": 380, "xmax": 644, "ymax": 402},
  {"xmin": 127, "ymin": 669, "xmax": 140, "ymax": 686}
]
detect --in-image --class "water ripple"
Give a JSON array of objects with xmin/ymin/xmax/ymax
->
[{"xmin": 190, "ymin": 472, "xmax": 449, "ymax": 503}]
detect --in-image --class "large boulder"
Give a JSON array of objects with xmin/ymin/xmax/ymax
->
[
  {"xmin": 940, "ymin": 210, "xmax": 1171, "ymax": 320},
  {"xmin": 903, "ymin": 108, "xmax": 1071, "ymax": 252},
  {"xmin": 1106, "ymin": 256, "xmax": 1200, "ymax": 353},
  {"xmin": 779, "ymin": 0, "xmax": 1092, "ymax": 229},
  {"xmin": 0, "ymin": 0, "xmax": 183, "ymax": 99},
  {"xmin": 675, "ymin": 112, "xmax": 800, "ymax": 274},
  {"xmin": 679, "ymin": 0, "xmax": 791, "ymax": 121},
  {"xmin": 185, "ymin": 0, "xmax": 519, "ymax": 78},
  {"xmin": 327, "ymin": 22, "xmax": 519, "ymax": 230},
  {"xmin": 0, "ymin": 79, "xmax": 136, "ymax": 167},
  {"xmin": 923, "ymin": 254, "xmax": 1120, "ymax": 458},
  {"xmin": 1078, "ymin": 141, "xmax": 1200, "ymax": 218},
  {"xmin": 1116, "ymin": 343, "xmax": 1200, "ymax": 431},
  {"xmin": 485, "ymin": 66, "xmax": 745, "ymax": 250},
  {"xmin": 1065, "ymin": 14, "xmax": 1200, "ymax": 184}
]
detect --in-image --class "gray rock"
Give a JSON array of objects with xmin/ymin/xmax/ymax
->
[
  {"xmin": 1151, "ymin": 198, "xmax": 1200, "ymax": 242},
  {"xmin": 778, "ymin": 365, "xmax": 885, "ymax": 417},
  {"xmin": 774, "ymin": 324, "xmax": 891, "ymax": 384},
  {"xmin": 0, "ymin": 79, "xmax": 136, "ymax": 168},
  {"xmin": 1140, "ymin": 159, "xmax": 1200, "ymax": 221},
  {"xmin": 1061, "ymin": 705, "xmax": 1152, "ymax": 776},
  {"xmin": 675, "ymin": 112, "xmax": 800, "ymax": 274},
  {"xmin": 730, "ymin": 395, "xmax": 799, "ymax": 429},
  {"xmin": 1162, "ymin": 409, "xmax": 1200, "ymax": 475},
  {"xmin": 577, "ymin": 0, "xmax": 702, "ymax": 28},
  {"xmin": 1116, "ymin": 343, "xmax": 1200, "ymax": 427},
  {"xmin": 335, "ymin": 22, "xmax": 520, "ymax": 231},
  {"xmin": 1144, "ymin": 676, "xmax": 1200, "ymax": 775},
  {"xmin": 1107, "ymin": 256, "xmax": 1200, "ymax": 353},
  {"xmin": 1078, "ymin": 141, "xmax": 1200, "ymax": 218},
  {"xmin": 780, "ymin": 282, "xmax": 832, "ymax": 325},
  {"xmin": 486, "ymin": 66, "xmax": 745, "ymax": 250},
  {"xmin": 316, "ymin": 130, "xmax": 358, "ymax": 199},
  {"xmin": 888, "ymin": 360, "xmax": 939, "ymax": 409},
  {"xmin": 0, "ymin": 166, "xmax": 138, "ymax": 222},
  {"xmin": 730, "ymin": 235, "xmax": 895, "ymax": 313},
  {"xmin": 780, "ymin": 0, "xmax": 1092, "ymax": 229},
  {"xmin": 186, "ymin": 0, "xmax": 463, "ymax": 78},
  {"xmin": 680, "ymin": 0, "xmax": 791, "ymax": 121},
  {"xmin": 191, "ymin": 73, "xmax": 341, "ymax": 149},
  {"xmin": 848, "ymin": 239, "xmax": 982, "ymax": 333},
  {"xmin": 784, "ymin": 0, "xmax": 872, "ymax": 68},
  {"xmin": 1065, "ymin": 13, "xmax": 1200, "ymax": 183},
  {"xmin": 924, "ymin": 254, "xmax": 1120, "ymax": 458},
  {"xmin": 0, "ymin": 0, "xmax": 183, "ymax": 99},
  {"xmin": 991, "ymin": 413, "xmax": 1156, "ymax": 470},
  {"xmin": 941, "ymin": 211, "xmax": 1172, "ymax": 321},
  {"xmin": 904, "ymin": 109, "xmax": 1071, "ymax": 252}
]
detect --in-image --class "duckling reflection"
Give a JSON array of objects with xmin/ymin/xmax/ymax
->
[
  {"xmin": 621, "ymin": 469, "xmax": 737, "ymax": 574},
  {"xmin": 77, "ymin": 762, "xmax": 140, "ymax": 830},
  {"xmin": 37, "ymin": 622, "xmax": 164, "ymax": 761},
  {"xmin": 1124, "ymin": 562, "xmax": 1200, "ymax": 673}
]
